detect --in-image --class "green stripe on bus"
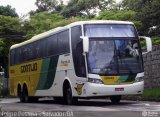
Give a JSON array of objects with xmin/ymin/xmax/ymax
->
[
  {"xmin": 125, "ymin": 74, "xmax": 136, "ymax": 82},
  {"xmin": 37, "ymin": 56, "xmax": 59, "ymax": 90},
  {"xmin": 119, "ymin": 75, "xmax": 136, "ymax": 82},
  {"xmin": 44, "ymin": 56, "xmax": 59, "ymax": 89},
  {"xmin": 37, "ymin": 58, "xmax": 50, "ymax": 90}
]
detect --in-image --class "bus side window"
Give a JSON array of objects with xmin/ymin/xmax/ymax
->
[
  {"xmin": 21, "ymin": 46, "xmax": 28, "ymax": 62},
  {"xmin": 71, "ymin": 26, "xmax": 86, "ymax": 77},
  {"xmin": 10, "ymin": 49, "xmax": 15, "ymax": 66},
  {"xmin": 47, "ymin": 34, "xmax": 58, "ymax": 56},
  {"xmin": 35, "ymin": 40, "xmax": 46, "ymax": 58},
  {"xmin": 27, "ymin": 44, "xmax": 34, "ymax": 60},
  {"xmin": 14, "ymin": 48, "xmax": 21, "ymax": 65},
  {"xmin": 58, "ymin": 30, "xmax": 70, "ymax": 54}
]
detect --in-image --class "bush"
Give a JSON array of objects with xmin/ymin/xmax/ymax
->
[
  {"xmin": 0, "ymin": 88, "xmax": 9, "ymax": 97},
  {"xmin": 143, "ymin": 88, "xmax": 160, "ymax": 98},
  {"xmin": 151, "ymin": 37, "xmax": 160, "ymax": 45}
]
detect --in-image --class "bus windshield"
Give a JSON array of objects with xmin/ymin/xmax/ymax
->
[
  {"xmin": 85, "ymin": 24, "xmax": 137, "ymax": 37},
  {"xmin": 84, "ymin": 24, "xmax": 143, "ymax": 75},
  {"xmin": 87, "ymin": 39, "xmax": 143, "ymax": 75}
]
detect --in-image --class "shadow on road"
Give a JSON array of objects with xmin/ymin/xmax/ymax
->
[{"xmin": 20, "ymin": 98, "xmax": 137, "ymax": 107}]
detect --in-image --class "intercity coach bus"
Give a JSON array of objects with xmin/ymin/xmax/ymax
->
[{"xmin": 9, "ymin": 20, "xmax": 152, "ymax": 104}]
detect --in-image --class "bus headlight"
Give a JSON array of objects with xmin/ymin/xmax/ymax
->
[
  {"xmin": 88, "ymin": 78, "xmax": 103, "ymax": 84},
  {"xmin": 135, "ymin": 77, "xmax": 144, "ymax": 82}
]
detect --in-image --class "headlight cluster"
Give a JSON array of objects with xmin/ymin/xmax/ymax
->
[
  {"xmin": 135, "ymin": 77, "xmax": 144, "ymax": 82},
  {"xmin": 88, "ymin": 78, "xmax": 103, "ymax": 84}
]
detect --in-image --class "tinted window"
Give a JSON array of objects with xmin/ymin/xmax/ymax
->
[
  {"xmin": 84, "ymin": 24, "xmax": 137, "ymax": 37},
  {"xmin": 10, "ymin": 49, "xmax": 15, "ymax": 66},
  {"xmin": 27, "ymin": 44, "xmax": 34, "ymax": 60},
  {"xmin": 58, "ymin": 30, "xmax": 70, "ymax": 54},
  {"xmin": 10, "ymin": 30, "xmax": 70, "ymax": 66},
  {"xmin": 47, "ymin": 34, "xmax": 58, "ymax": 56},
  {"xmin": 71, "ymin": 26, "xmax": 86, "ymax": 77},
  {"xmin": 35, "ymin": 39, "xmax": 46, "ymax": 58},
  {"xmin": 14, "ymin": 48, "xmax": 21, "ymax": 64}
]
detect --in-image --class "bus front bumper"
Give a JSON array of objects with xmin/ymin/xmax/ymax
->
[{"xmin": 81, "ymin": 81, "xmax": 144, "ymax": 97}]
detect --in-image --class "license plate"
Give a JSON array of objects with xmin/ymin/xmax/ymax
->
[{"xmin": 115, "ymin": 88, "xmax": 124, "ymax": 91}]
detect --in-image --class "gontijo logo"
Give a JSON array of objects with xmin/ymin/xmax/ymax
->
[{"xmin": 21, "ymin": 63, "xmax": 37, "ymax": 73}]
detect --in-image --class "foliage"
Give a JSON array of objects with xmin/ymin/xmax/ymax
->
[
  {"xmin": 0, "ymin": 5, "xmax": 18, "ymax": 17},
  {"xmin": 0, "ymin": 16, "xmax": 23, "ymax": 38},
  {"xmin": 151, "ymin": 37, "xmax": 160, "ymax": 46},
  {"xmin": 35, "ymin": 0, "xmax": 58, "ymax": 12},
  {"xmin": 0, "ymin": 16, "xmax": 24, "ymax": 76},
  {"xmin": 121, "ymin": 0, "xmax": 144, "ymax": 11},
  {"xmin": 97, "ymin": 10, "xmax": 136, "ymax": 20},
  {"xmin": 96, "ymin": 10, "xmax": 143, "ymax": 31},
  {"xmin": 61, "ymin": 0, "xmax": 115, "ymax": 18},
  {"xmin": 31, "ymin": 0, "xmax": 65, "ymax": 15},
  {"xmin": 122, "ymin": 0, "xmax": 160, "ymax": 36},
  {"xmin": 143, "ymin": 88, "xmax": 160, "ymax": 98},
  {"xmin": 0, "ymin": 87, "xmax": 9, "ymax": 97},
  {"xmin": 23, "ymin": 12, "xmax": 83, "ymax": 39}
]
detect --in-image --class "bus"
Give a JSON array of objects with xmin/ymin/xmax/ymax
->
[{"xmin": 9, "ymin": 20, "xmax": 152, "ymax": 104}]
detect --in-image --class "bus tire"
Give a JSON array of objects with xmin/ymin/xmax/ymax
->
[
  {"xmin": 110, "ymin": 95, "xmax": 121, "ymax": 104},
  {"xmin": 22, "ymin": 86, "xmax": 29, "ymax": 103},
  {"xmin": 20, "ymin": 93, "xmax": 25, "ymax": 103},
  {"xmin": 28, "ymin": 97, "xmax": 38, "ymax": 103},
  {"xmin": 73, "ymin": 97, "xmax": 78, "ymax": 104},
  {"xmin": 17, "ymin": 85, "xmax": 24, "ymax": 103},
  {"xmin": 54, "ymin": 97, "xmax": 63, "ymax": 103},
  {"xmin": 63, "ymin": 83, "xmax": 73, "ymax": 105}
]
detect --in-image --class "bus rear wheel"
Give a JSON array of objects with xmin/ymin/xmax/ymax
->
[
  {"xmin": 110, "ymin": 95, "xmax": 121, "ymax": 104},
  {"xmin": 21, "ymin": 86, "xmax": 29, "ymax": 103},
  {"xmin": 20, "ymin": 87, "xmax": 38, "ymax": 103},
  {"xmin": 17, "ymin": 85, "xmax": 24, "ymax": 103}
]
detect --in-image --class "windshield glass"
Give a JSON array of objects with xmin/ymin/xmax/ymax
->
[
  {"xmin": 85, "ymin": 24, "xmax": 137, "ymax": 37},
  {"xmin": 87, "ymin": 38, "xmax": 143, "ymax": 75}
]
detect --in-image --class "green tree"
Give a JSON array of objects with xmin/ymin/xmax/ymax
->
[
  {"xmin": 24, "ymin": 12, "xmax": 63, "ymax": 38},
  {"xmin": 122, "ymin": 0, "xmax": 144, "ymax": 11},
  {"xmin": 0, "ymin": 5, "xmax": 22, "ymax": 77},
  {"xmin": 61, "ymin": 0, "xmax": 115, "ymax": 18},
  {"xmin": 138, "ymin": 0, "xmax": 160, "ymax": 36},
  {"xmin": 0, "ymin": 5, "xmax": 18, "ymax": 17},
  {"xmin": 0, "ymin": 16, "xmax": 24, "ymax": 77},
  {"xmin": 23, "ymin": 12, "xmax": 81, "ymax": 39},
  {"xmin": 96, "ymin": 10, "xmax": 143, "ymax": 31},
  {"xmin": 35, "ymin": 0, "xmax": 58, "ymax": 12},
  {"xmin": 122, "ymin": 0, "xmax": 160, "ymax": 36}
]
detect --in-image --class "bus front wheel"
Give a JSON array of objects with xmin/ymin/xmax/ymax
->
[
  {"xmin": 110, "ymin": 95, "xmax": 121, "ymax": 104},
  {"xmin": 63, "ymin": 83, "xmax": 73, "ymax": 105}
]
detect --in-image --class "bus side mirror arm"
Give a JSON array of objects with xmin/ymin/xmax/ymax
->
[
  {"xmin": 139, "ymin": 36, "xmax": 152, "ymax": 54},
  {"xmin": 80, "ymin": 36, "xmax": 89, "ymax": 53}
]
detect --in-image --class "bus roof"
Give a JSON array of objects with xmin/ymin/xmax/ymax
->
[{"xmin": 10, "ymin": 20, "xmax": 134, "ymax": 50}]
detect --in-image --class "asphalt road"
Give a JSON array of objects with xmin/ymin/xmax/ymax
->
[{"xmin": 0, "ymin": 98, "xmax": 160, "ymax": 117}]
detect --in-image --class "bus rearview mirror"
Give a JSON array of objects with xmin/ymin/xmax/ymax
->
[
  {"xmin": 139, "ymin": 36, "xmax": 152, "ymax": 54},
  {"xmin": 80, "ymin": 36, "xmax": 89, "ymax": 53}
]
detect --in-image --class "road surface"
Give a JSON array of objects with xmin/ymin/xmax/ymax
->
[{"xmin": 0, "ymin": 98, "xmax": 160, "ymax": 117}]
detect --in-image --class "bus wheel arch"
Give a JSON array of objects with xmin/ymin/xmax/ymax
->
[{"xmin": 63, "ymin": 79, "xmax": 73, "ymax": 105}]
